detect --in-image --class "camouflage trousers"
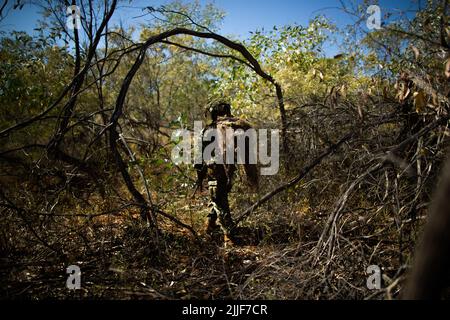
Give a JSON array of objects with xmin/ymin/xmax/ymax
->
[{"xmin": 207, "ymin": 180, "xmax": 235, "ymax": 236}]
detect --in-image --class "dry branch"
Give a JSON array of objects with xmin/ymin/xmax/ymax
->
[{"xmin": 234, "ymin": 131, "xmax": 354, "ymax": 225}]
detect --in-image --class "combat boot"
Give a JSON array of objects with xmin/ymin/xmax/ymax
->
[
  {"xmin": 204, "ymin": 215, "xmax": 219, "ymax": 234},
  {"xmin": 223, "ymin": 232, "xmax": 236, "ymax": 247},
  {"xmin": 218, "ymin": 212, "xmax": 236, "ymax": 246}
]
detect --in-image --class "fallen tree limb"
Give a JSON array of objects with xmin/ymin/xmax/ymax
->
[{"xmin": 154, "ymin": 208, "xmax": 198, "ymax": 238}]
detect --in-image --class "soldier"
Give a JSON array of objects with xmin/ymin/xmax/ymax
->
[{"xmin": 194, "ymin": 102, "xmax": 258, "ymax": 245}]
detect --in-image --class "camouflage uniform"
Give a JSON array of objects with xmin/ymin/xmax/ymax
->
[
  {"xmin": 195, "ymin": 102, "xmax": 236, "ymax": 239},
  {"xmin": 195, "ymin": 102, "xmax": 258, "ymax": 242}
]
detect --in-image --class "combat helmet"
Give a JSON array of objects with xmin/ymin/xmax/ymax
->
[{"xmin": 204, "ymin": 101, "xmax": 232, "ymax": 123}]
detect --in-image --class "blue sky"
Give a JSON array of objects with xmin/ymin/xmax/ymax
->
[{"xmin": 0, "ymin": 0, "xmax": 421, "ymax": 56}]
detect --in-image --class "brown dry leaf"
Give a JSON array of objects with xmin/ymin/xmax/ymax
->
[
  {"xmin": 397, "ymin": 82, "xmax": 411, "ymax": 103},
  {"xmin": 340, "ymin": 84, "xmax": 347, "ymax": 98},
  {"xmin": 432, "ymin": 92, "xmax": 439, "ymax": 108},
  {"xmin": 413, "ymin": 90, "xmax": 426, "ymax": 113},
  {"xmin": 403, "ymin": 87, "xmax": 411, "ymax": 101},
  {"xmin": 445, "ymin": 58, "xmax": 450, "ymax": 79},
  {"xmin": 312, "ymin": 68, "xmax": 324, "ymax": 81},
  {"xmin": 383, "ymin": 86, "xmax": 389, "ymax": 99},
  {"xmin": 411, "ymin": 46, "xmax": 420, "ymax": 60},
  {"xmin": 318, "ymin": 70, "xmax": 324, "ymax": 81},
  {"xmin": 357, "ymin": 104, "xmax": 364, "ymax": 120}
]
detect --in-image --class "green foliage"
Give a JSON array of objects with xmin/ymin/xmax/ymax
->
[{"xmin": 0, "ymin": 31, "xmax": 72, "ymax": 144}]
